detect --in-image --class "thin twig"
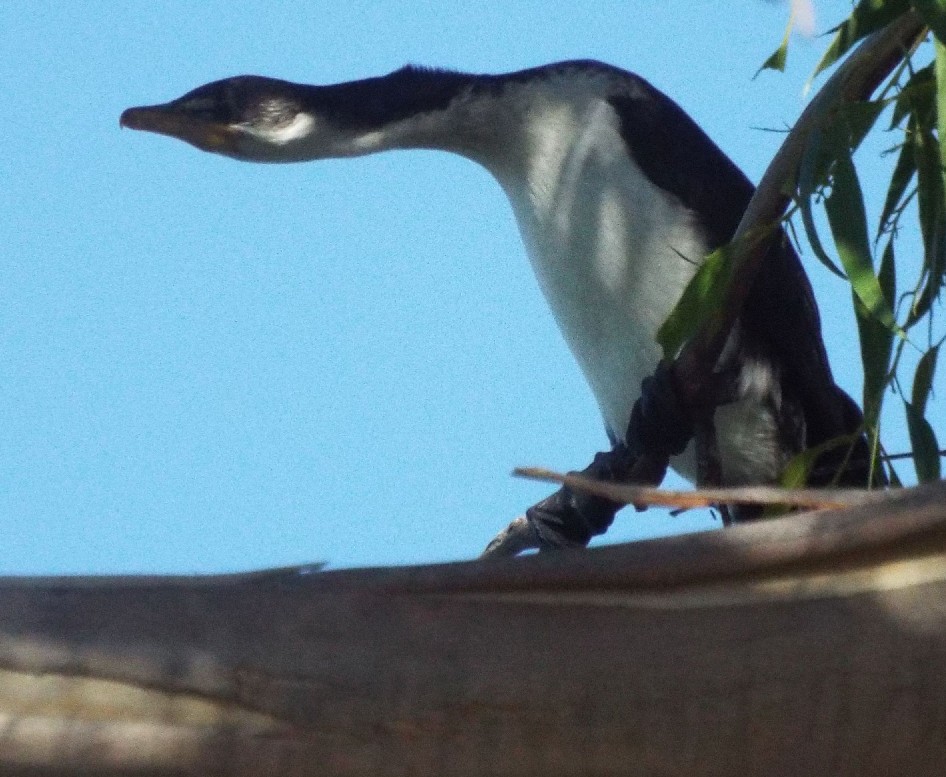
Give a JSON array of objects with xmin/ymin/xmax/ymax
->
[
  {"xmin": 513, "ymin": 467, "xmax": 890, "ymax": 511},
  {"xmin": 883, "ymin": 449, "xmax": 946, "ymax": 461}
]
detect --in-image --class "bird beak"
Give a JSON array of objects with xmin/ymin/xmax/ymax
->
[{"xmin": 120, "ymin": 103, "xmax": 236, "ymax": 154}]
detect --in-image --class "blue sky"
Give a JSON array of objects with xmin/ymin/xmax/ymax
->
[{"xmin": 1, "ymin": 2, "xmax": 937, "ymax": 574}]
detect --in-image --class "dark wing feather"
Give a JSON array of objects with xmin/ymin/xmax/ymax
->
[{"xmin": 608, "ymin": 82, "xmax": 868, "ymax": 482}]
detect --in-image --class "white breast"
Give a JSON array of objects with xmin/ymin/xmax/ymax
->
[{"xmin": 487, "ymin": 97, "xmax": 709, "ymax": 448}]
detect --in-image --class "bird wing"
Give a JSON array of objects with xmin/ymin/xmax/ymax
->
[{"xmin": 608, "ymin": 83, "xmax": 861, "ymax": 457}]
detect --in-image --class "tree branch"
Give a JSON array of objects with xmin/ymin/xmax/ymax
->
[
  {"xmin": 2, "ymin": 481, "xmax": 946, "ymax": 775},
  {"xmin": 513, "ymin": 466, "xmax": 889, "ymax": 510}
]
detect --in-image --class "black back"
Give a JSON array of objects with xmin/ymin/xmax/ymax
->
[{"xmin": 603, "ymin": 69, "xmax": 868, "ymax": 482}]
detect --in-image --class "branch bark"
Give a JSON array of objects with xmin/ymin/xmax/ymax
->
[{"xmin": 2, "ymin": 481, "xmax": 946, "ymax": 775}]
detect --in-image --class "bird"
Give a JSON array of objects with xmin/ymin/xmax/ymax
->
[{"xmin": 121, "ymin": 60, "xmax": 874, "ymax": 550}]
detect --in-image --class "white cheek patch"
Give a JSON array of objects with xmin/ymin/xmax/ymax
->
[
  {"xmin": 239, "ymin": 112, "xmax": 319, "ymax": 148},
  {"xmin": 266, "ymin": 112, "xmax": 318, "ymax": 145}
]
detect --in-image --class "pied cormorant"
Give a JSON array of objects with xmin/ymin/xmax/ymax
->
[{"xmin": 121, "ymin": 61, "xmax": 872, "ymax": 550}]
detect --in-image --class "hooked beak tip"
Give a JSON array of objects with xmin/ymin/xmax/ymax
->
[{"xmin": 119, "ymin": 107, "xmax": 146, "ymax": 130}]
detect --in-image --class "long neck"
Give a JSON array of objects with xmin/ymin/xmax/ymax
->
[
  {"xmin": 290, "ymin": 67, "xmax": 505, "ymax": 161},
  {"xmin": 289, "ymin": 65, "xmax": 628, "ymax": 198}
]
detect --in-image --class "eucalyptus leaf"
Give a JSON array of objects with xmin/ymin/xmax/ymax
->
[
  {"xmin": 936, "ymin": 37, "xmax": 946, "ymax": 172},
  {"xmin": 855, "ymin": 243, "xmax": 896, "ymax": 420},
  {"xmin": 824, "ymin": 144, "xmax": 899, "ymax": 332},
  {"xmin": 656, "ymin": 246, "xmax": 732, "ymax": 360},
  {"xmin": 815, "ymin": 0, "xmax": 912, "ymax": 77},
  {"xmin": 796, "ymin": 129, "xmax": 846, "ymax": 278},
  {"xmin": 910, "ymin": 109, "xmax": 946, "ymax": 325},
  {"xmin": 756, "ymin": 14, "xmax": 792, "ymax": 77},
  {"xmin": 878, "ymin": 136, "xmax": 917, "ymax": 236},
  {"xmin": 779, "ymin": 435, "xmax": 859, "ymax": 488},
  {"xmin": 904, "ymin": 399, "xmax": 943, "ymax": 481},
  {"xmin": 890, "ymin": 63, "xmax": 934, "ymax": 130},
  {"xmin": 912, "ymin": 344, "xmax": 940, "ymax": 413},
  {"xmin": 879, "ymin": 236, "xmax": 898, "ymax": 316}
]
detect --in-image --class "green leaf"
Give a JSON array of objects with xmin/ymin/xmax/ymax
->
[
  {"xmin": 757, "ymin": 46, "xmax": 789, "ymax": 77},
  {"xmin": 756, "ymin": 14, "xmax": 792, "ymax": 77},
  {"xmin": 779, "ymin": 449, "xmax": 814, "ymax": 488},
  {"xmin": 815, "ymin": 0, "xmax": 912, "ymax": 78},
  {"xmin": 824, "ymin": 143, "xmax": 899, "ymax": 332},
  {"xmin": 879, "ymin": 235, "xmax": 898, "ymax": 313},
  {"xmin": 796, "ymin": 129, "xmax": 846, "ymax": 278},
  {"xmin": 936, "ymin": 36, "xmax": 946, "ymax": 173},
  {"xmin": 903, "ymin": 68, "xmax": 946, "ymax": 328},
  {"xmin": 855, "ymin": 241, "xmax": 896, "ymax": 419},
  {"xmin": 890, "ymin": 64, "xmax": 935, "ymax": 138},
  {"xmin": 656, "ymin": 245, "xmax": 732, "ymax": 359},
  {"xmin": 908, "ymin": 278, "xmax": 945, "ymax": 327},
  {"xmin": 904, "ymin": 400, "xmax": 942, "ymax": 481},
  {"xmin": 912, "ymin": 344, "xmax": 940, "ymax": 413},
  {"xmin": 798, "ymin": 124, "xmax": 832, "ymax": 191},
  {"xmin": 779, "ymin": 435, "xmax": 859, "ymax": 487},
  {"xmin": 878, "ymin": 136, "xmax": 917, "ymax": 236},
  {"xmin": 927, "ymin": 36, "xmax": 946, "ymax": 299},
  {"xmin": 909, "ymin": 104, "xmax": 946, "ymax": 325},
  {"xmin": 891, "ymin": 64, "xmax": 935, "ymax": 129},
  {"xmin": 793, "ymin": 102, "xmax": 887, "ymax": 279},
  {"xmin": 908, "ymin": 342, "xmax": 944, "ymax": 483}
]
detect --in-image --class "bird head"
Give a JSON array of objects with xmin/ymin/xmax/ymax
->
[{"xmin": 120, "ymin": 76, "xmax": 319, "ymax": 162}]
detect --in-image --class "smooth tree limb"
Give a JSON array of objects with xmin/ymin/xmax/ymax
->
[{"xmin": 2, "ymin": 480, "xmax": 946, "ymax": 776}]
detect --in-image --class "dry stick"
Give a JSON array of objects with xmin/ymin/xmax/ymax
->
[
  {"xmin": 625, "ymin": 10, "xmax": 928, "ymax": 488},
  {"xmin": 514, "ymin": 466, "xmax": 888, "ymax": 511},
  {"xmin": 884, "ymin": 448, "xmax": 946, "ymax": 461}
]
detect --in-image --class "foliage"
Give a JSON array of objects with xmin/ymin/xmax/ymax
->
[
  {"xmin": 797, "ymin": 0, "xmax": 945, "ymax": 484},
  {"xmin": 667, "ymin": 1, "xmax": 944, "ymax": 486}
]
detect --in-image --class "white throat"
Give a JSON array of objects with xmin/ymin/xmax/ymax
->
[{"xmin": 470, "ymin": 85, "xmax": 709, "ymax": 448}]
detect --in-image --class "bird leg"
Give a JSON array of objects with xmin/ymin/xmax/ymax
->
[
  {"xmin": 480, "ymin": 447, "xmax": 639, "ymax": 557},
  {"xmin": 481, "ymin": 362, "xmax": 695, "ymax": 557}
]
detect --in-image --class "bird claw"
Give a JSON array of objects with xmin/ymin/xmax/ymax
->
[
  {"xmin": 481, "ymin": 515, "xmax": 541, "ymax": 558},
  {"xmin": 483, "ymin": 448, "xmax": 637, "ymax": 557}
]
